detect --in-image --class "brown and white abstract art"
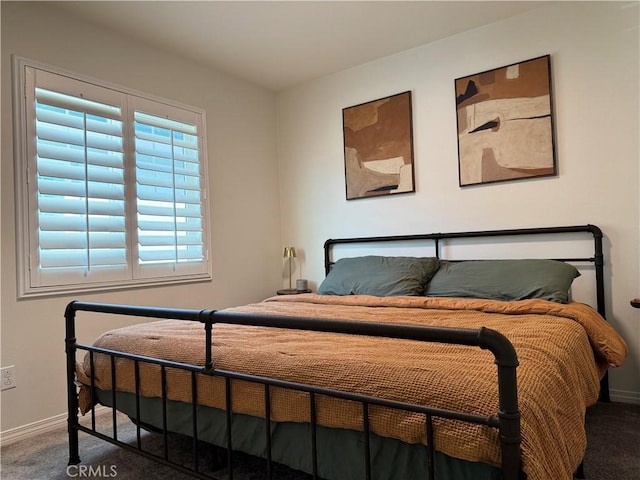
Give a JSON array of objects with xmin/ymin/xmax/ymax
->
[
  {"xmin": 342, "ymin": 91, "xmax": 415, "ymax": 200},
  {"xmin": 455, "ymin": 55, "xmax": 556, "ymax": 186}
]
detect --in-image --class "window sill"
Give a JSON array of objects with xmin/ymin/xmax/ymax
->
[{"xmin": 18, "ymin": 274, "xmax": 212, "ymax": 299}]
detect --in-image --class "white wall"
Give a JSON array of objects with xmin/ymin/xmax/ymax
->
[
  {"xmin": 1, "ymin": 2, "xmax": 281, "ymax": 431},
  {"xmin": 276, "ymin": 2, "xmax": 640, "ymax": 402}
]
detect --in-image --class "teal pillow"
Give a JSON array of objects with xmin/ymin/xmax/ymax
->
[
  {"xmin": 318, "ymin": 256, "xmax": 440, "ymax": 296},
  {"xmin": 425, "ymin": 259, "xmax": 580, "ymax": 303}
]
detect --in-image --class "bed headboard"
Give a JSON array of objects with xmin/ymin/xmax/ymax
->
[{"xmin": 324, "ymin": 224, "xmax": 605, "ymax": 317}]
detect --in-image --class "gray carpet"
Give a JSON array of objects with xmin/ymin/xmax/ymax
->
[
  {"xmin": 582, "ymin": 401, "xmax": 640, "ymax": 480},
  {"xmin": 2, "ymin": 401, "xmax": 638, "ymax": 480}
]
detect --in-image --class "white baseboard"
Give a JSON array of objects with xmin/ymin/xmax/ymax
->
[
  {"xmin": 0, "ymin": 406, "xmax": 110, "ymax": 447},
  {"xmin": 610, "ymin": 388, "xmax": 640, "ymax": 405}
]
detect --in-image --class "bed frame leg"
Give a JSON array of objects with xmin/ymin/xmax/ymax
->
[
  {"xmin": 67, "ymin": 421, "xmax": 80, "ymax": 466},
  {"xmin": 65, "ymin": 302, "xmax": 81, "ymax": 465},
  {"xmin": 599, "ymin": 372, "xmax": 610, "ymax": 402}
]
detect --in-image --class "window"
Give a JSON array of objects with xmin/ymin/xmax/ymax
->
[{"xmin": 13, "ymin": 58, "xmax": 211, "ymax": 297}]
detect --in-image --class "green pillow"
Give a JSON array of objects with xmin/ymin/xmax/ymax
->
[
  {"xmin": 425, "ymin": 259, "xmax": 580, "ymax": 303},
  {"xmin": 318, "ymin": 256, "xmax": 440, "ymax": 296}
]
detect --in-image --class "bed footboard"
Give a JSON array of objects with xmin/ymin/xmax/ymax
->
[{"xmin": 65, "ymin": 301, "xmax": 522, "ymax": 480}]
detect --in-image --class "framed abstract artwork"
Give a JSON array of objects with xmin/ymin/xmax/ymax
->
[
  {"xmin": 342, "ymin": 91, "xmax": 415, "ymax": 200},
  {"xmin": 455, "ymin": 55, "xmax": 556, "ymax": 187}
]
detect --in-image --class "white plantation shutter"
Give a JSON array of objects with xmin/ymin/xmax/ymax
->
[
  {"xmin": 16, "ymin": 60, "xmax": 210, "ymax": 297},
  {"xmin": 28, "ymin": 69, "xmax": 129, "ymax": 286},
  {"xmin": 132, "ymin": 98, "xmax": 207, "ymax": 278}
]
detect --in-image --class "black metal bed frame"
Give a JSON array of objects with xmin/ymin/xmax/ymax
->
[
  {"xmin": 66, "ymin": 224, "xmax": 606, "ymax": 480},
  {"xmin": 324, "ymin": 225, "xmax": 605, "ymax": 319}
]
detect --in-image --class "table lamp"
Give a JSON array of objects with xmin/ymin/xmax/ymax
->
[{"xmin": 283, "ymin": 246, "xmax": 296, "ymax": 290}]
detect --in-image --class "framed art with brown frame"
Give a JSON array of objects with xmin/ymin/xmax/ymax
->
[
  {"xmin": 342, "ymin": 91, "xmax": 415, "ymax": 200},
  {"xmin": 455, "ymin": 55, "xmax": 556, "ymax": 187}
]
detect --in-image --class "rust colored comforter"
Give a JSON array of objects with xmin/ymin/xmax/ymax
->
[{"xmin": 77, "ymin": 295, "xmax": 627, "ymax": 480}]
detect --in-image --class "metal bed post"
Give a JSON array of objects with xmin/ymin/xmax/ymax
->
[
  {"xmin": 478, "ymin": 327, "xmax": 521, "ymax": 480},
  {"xmin": 588, "ymin": 224, "xmax": 610, "ymax": 402},
  {"xmin": 587, "ymin": 224, "xmax": 605, "ymax": 318},
  {"xmin": 65, "ymin": 300, "xmax": 81, "ymax": 466}
]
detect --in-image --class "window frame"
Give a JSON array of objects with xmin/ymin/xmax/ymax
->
[{"xmin": 12, "ymin": 56, "xmax": 212, "ymax": 298}]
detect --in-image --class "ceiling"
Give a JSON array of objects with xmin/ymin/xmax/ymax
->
[{"xmin": 53, "ymin": 1, "xmax": 548, "ymax": 92}]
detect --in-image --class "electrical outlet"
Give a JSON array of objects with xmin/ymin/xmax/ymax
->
[{"xmin": 1, "ymin": 366, "xmax": 16, "ymax": 391}]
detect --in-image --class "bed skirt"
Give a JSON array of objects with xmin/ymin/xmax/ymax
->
[{"xmin": 93, "ymin": 388, "xmax": 503, "ymax": 480}]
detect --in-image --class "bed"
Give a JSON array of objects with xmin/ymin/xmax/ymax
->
[{"xmin": 66, "ymin": 225, "xmax": 628, "ymax": 480}]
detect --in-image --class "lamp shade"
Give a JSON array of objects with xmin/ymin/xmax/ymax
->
[{"xmin": 283, "ymin": 246, "xmax": 296, "ymax": 258}]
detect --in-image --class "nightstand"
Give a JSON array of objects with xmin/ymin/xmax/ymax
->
[{"xmin": 277, "ymin": 289, "xmax": 312, "ymax": 295}]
